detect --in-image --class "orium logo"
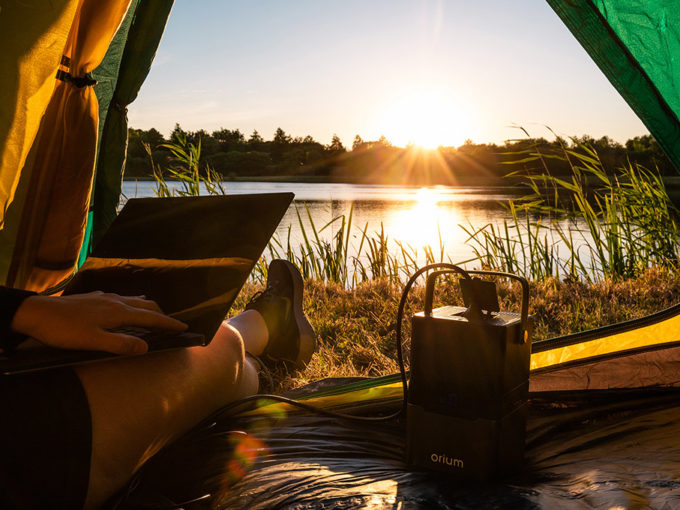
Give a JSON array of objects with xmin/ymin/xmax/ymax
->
[{"xmin": 430, "ymin": 453, "xmax": 464, "ymax": 468}]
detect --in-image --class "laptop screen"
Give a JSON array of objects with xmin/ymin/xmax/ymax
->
[{"xmin": 64, "ymin": 193, "xmax": 294, "ymax": 341}]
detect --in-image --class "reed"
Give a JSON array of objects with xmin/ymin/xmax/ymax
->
[
  {"xmin": 152, "ymin": 137, "xmax": 679, "ymax": 285},
  {"xmin": 146, "ymin": 134, "xmax": 226, "ymax": 197},
  {"xmin": 463, "ymin": 140, "xmax": 680, "ymax": 281},
  {"xmin": 254, "ymin": 203, "xmax": 445, "ymax": 287}
]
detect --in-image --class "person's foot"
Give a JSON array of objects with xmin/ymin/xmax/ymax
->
[{"xmin": 245, "ymin": 260, "xmax": 316, "ymax": 369}]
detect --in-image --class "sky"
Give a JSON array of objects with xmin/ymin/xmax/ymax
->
[{"xmin": 127, "ymin": 0, "xmax": 649, "ymax": 149}]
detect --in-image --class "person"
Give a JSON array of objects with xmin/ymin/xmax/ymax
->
[{"xmin": 0, "ymin": 259, "xmax": 316, "ymax": 509}]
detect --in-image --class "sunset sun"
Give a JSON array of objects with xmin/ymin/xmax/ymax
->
[{"xmin": 377, "ymin": 89, "xmax": 470, "ymax": 149}]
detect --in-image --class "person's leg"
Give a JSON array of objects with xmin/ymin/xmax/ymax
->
[
  {"xmin": 77, "ymin": 316, "xmax": 261, "ymax": 509},
  {"xmin": 78, "ymin": 259, "xmax": 315, "ymax": 509},
  {"xmin": 227, "ymin": 309, "xmax": 268, "ymax": 355}
]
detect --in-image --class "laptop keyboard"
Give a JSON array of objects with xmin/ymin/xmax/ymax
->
[
  {"xmin": 0, "ymin": 328, "xmax": 207, "ymax": 375},
  {"xmin": 109, "ymin": 327, "xmax": 206, "ymax": 351}
]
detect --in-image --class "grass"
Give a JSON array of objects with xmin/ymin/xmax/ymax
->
[
  {"xmin": 464, "ymin": 136, "xmax": 680, "ymax": 282},
  {"xmin": 146, "ymin": 134, "xmax": 227, "ymax": 197},
  {"xmin": 152, "ymin": 136, "xmax": 450, "ymax": 287},
  {"xmin": 148, "ymin": 135, "xmax": 680, "ymax": 391},
  {"xmin": 233, "ymin": 267, "xmax": 680, "ymax": 391},
  {"xmin": 153, "ymin": 135, "xmax": 680, "ymax": 286},
  {"xmin": 252, "ymin": 203, "xmax": 450, "ymax": 288}
]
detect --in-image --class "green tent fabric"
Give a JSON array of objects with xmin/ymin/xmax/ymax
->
[
  {"xmin": 92, "ymin": 3, "xmax": 137, "ymax": 156},
  {"xmin": 90, "ymin": 0, "xmax": 174, "ymax": 249},
  {"xmin": 76, "ymin": 1, "xmax": 138, "ymax": 266},
  {"xmin": 2, "ymin": 0, "xmax": 680, "ymax": 289},
  {"xmin": 547, "ymin": 0, "xmax": 680, "ymax": 173}
]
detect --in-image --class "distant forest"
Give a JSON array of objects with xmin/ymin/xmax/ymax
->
[{"xmin": 124, "ymin": 124, "xmax": 675, "ymax": 185}]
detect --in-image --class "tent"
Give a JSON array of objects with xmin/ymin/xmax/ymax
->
[
  {"xmin": 0, "ymin": 0, "xmax": 172, "ymax": 293},
  {"xmin": 2, "ymin": 1, "xmax": 680, "ymax": 508},
  {"xmin": 2, "ymin": 1, "xmax": 679, "ymax": 292}
]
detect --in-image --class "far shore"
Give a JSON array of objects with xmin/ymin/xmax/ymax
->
[{"xmin": 122, "ymin": 175, "xmax": 680, "ymax": 197}]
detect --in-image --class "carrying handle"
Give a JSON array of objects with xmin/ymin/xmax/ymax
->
[
  {"xmin": 424, "ymin": 266, "xmax": 471, "ymax": 316},
  {"xmin": 424, "ymin": 268, "xmax": 530, "ymax": 344}
]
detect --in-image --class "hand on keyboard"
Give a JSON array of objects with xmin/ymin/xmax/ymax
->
[{"xmin": 11, "ymin": 292, "xmax": 188, "ymax": 355}]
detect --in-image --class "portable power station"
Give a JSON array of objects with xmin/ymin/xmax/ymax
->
[{"xmin": 406, "ymin": 268, "xmax": 532, "ymax": 480}]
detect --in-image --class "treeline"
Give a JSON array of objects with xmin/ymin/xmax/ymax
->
[{"xmin": 125, "ymin": 124, "xmax": 675, "ymax": 185}]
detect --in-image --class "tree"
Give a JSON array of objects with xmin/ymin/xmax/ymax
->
[
  {"xmin": 352, "ymin": 135, "xmax": 364, "ymax": 151},
  {"xmin": 271, "ymin": 127, "xmax": 292, "ymax": 162},
  {"xmin": 247, "ymin": 130, "xmax": 265, "ymax": 152},
  {"xmin": 273, "ymin": 127, "xmax": 292, "ymax": 145},
  {"xmin": 377, "ymin": 135, "xmax": 391, "ymax": 147},
  {"xmin": 249, "ymin": 130, "xmax": 263, "ymax": 144},
  {"xmin": 328, "ymin": 134, "xmax": 346, "ymax": 154},
  {"xmin": 127, "ymin": 128, "xmax": 146, "ymax": 159},
  {"xmin": 212, "ymin": 128, "xmax": 246, "ymax": 152},
  {"xmin": 142, "ymin": 128, "xmax": 165, "ymax": 148},
  {"xmin": 169, "ymin": 123, "xmax": 187, "ymax": 144},
  {"xmin": 190, "ymin": 129, "xmax": 220, "ymax": 155},
  {"xmin": 127, "ymin": 128, "xmax": 166, "ymax": 159}
]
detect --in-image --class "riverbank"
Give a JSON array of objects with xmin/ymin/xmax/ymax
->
[
  {"xmin": 232, "ymin": 267, "xmax": 680, "ymax": 391},
  {"xmin": 122, "ymin": 175, "xmax": 680, "ymax": 202}
]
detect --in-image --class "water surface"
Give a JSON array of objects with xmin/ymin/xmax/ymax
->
[{"xmin": 122, "ymin": 181, "xmax": 527, "ymax": 267}]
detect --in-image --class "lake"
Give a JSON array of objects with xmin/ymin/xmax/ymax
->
[{"xmin": 121, "ymin": 181, "xmax": 583, "ymax": 273}]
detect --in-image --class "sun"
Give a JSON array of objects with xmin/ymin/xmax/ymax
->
[{"xmin": 376, "ymin": 88, "xmax": 470, "ymax": 149}]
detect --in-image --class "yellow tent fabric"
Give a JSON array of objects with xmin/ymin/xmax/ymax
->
[
  {"xmin": 2, "ymin": 0, "xmax": 132, "ymax": 292},
  {"xmin": 0, "ymin": 0, "xmax": 80, "ymax": 285},
  {"xmin": 530, "ymin": 311, "xmax": 680, "ymax": 371}
]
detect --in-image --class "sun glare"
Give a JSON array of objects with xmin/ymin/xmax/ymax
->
[
  {"xmin": 387, "ymin": 187, "xmax": 462, "ymax": 250},
  {"xmin": 415, "ymin": 187, "xmax": 440, "ymax": 205},
  {"xmin": 376, "ymin": 89, "xmax": 470, "ymax": 149}
]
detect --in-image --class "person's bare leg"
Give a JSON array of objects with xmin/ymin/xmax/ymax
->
[
  {"xmin": 78, "ymin": 260, "xmax": 314, "ymax": 508},
  {"xmin": 226, "ymin": 309, "xmax": 269, "ymax": 355},
  {"xmin": 77, "ymin": 312, "xmax": 266, "ymax": 509}
]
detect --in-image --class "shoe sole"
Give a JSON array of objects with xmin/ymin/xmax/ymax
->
[{"xmin": 278, "ymin": 260, "xmax": 316, "ymax": 369}]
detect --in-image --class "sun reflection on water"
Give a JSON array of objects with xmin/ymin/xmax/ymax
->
[{"xmin": 386, "ymin": 187, "xmax": 466, "ymax": 256}]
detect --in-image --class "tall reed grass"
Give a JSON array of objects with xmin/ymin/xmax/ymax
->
[
  {"xmin": 465, "ymin": 138, "xmax": 680, "ymax": 281},
  {"xmin": 151, "ymin": 136, "xmax": 680, "ymax": 285},
  {"xmin": 146, "ymin": 134, "xmax": 227, "ymax": 197},
  {"xmin": 251, "ymin": 202, "xmax": 452, "ymax": 287}
]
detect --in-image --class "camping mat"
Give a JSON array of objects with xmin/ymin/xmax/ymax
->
[{"xmin": 115, "ymin": 379, "xmax": 680, "ymax": 509}]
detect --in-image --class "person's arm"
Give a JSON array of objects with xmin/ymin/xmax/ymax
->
[
  {"xmin": 0, "ymin": 286, "xmax": 38, "ymax": 352},
  {"xmin": 7, "ymin": 290, "xmax": 188, "ymax": 355}
]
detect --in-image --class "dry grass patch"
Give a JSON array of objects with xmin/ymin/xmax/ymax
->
[{"xmin": 232, "ymin": 268, "xmax": 680, "ymax": 392}]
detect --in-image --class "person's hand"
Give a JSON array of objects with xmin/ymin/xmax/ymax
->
[{"xmin": 11, "ymin": 291, "xmax": 188, "ymax": 355}]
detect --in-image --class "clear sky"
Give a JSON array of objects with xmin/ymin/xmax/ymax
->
[{"xmin": 128, "ymin": 0, "xmax": 649, "ymax": 149}]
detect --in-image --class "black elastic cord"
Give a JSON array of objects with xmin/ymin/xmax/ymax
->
[{"xmin": 55, "ymin": 69, "xmax": 97, "ymax": 88}]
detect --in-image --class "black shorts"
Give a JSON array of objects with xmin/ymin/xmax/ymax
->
[{"xmin": 0, "ymin": 368, "xmax": 92, "ymax": 509}]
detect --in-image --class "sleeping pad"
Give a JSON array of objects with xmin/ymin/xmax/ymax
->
[{"xmin": 113, "ymin": 377, "xmax": 680, "ymax": 509}]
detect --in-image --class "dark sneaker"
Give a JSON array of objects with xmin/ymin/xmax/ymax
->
[{"xmin": 246, "ymin": 259, "xmax": 316, "ymax": 369}]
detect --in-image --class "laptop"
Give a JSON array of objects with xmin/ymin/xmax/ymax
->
[{"xmin": 1, "ymin": 192, "xmax": 294, "ymax": 374}]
